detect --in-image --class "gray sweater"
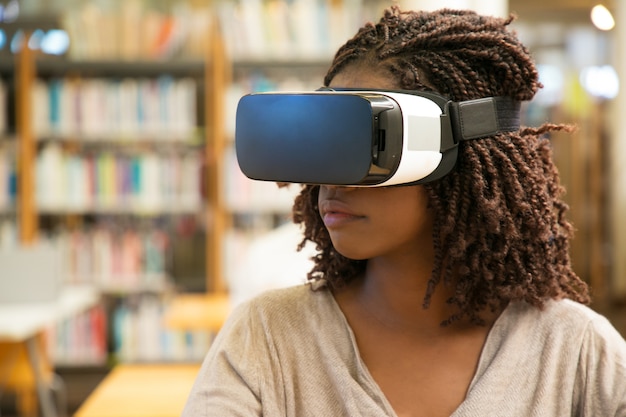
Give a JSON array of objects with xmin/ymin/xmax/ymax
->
[{"xmin": 182, "ymin": 284, "xmax": 626, "ymax": 416}]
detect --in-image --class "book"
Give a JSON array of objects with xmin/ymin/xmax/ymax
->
[
  {"xmin": 0, "ymin": 78, "xmax": 6, "ymax": 135},
  {"xmin": 33, "ymin": 77, "xmax": 198, "ymax": 140},
  {"xmin": 109, "ymin": 293, "xmax": 210, "ymax": 362},
  {"xmin": 0, "ymin": 145, "xmax": 10, "ymax": 209},
  {"xmin": 36, "ymin": 143, "xmax": 203, "ymax": 213},
  {"xmin": 216, "ymin": 0, "xmax": 384, "ymax": 61},
  {"xmin": 47, "ymin": 304, "xmax": 108, "ymax": 366}
]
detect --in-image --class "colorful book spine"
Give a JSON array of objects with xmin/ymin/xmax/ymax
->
[
  {"xmin": 217, "ymin": 0, "xmax": 385, "ymax": 61},
  {"xmin": 62, "ymin": 2, "xmax": 213, "ymax": 60},
  {"xmin": 36, "ymin": 143, "xmax": 202, "ymax": 213},
  {"xmin": 32, "ymin": 77, "xmax": 198, "ymax": 140},
  {"xmin": 0, "ymin": 144, "xmax": 16, "ymax": 210},
  {"xmin": 0, "ymin": 78, "xmax": 7, "ymax": 135},
  {"xmin": 46, "ymin": 304, "xmax": 108, "ymax": 366},
  {"xmin": 56, "ymin": 223, "xmax": 170, "ymax": 292},
  {"xmin": 111, "ymin": 295, "xmax": 211, "ymax": 362}
]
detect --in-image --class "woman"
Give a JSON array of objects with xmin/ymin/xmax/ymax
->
[{"xmin": 183, "ymin": 7, "xmax": 626, "ymax": 417}]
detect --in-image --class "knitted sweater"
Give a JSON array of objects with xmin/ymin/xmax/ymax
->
[{"xmin": 182, "ymin": 284, "xmax": 626, "ymax": 417}]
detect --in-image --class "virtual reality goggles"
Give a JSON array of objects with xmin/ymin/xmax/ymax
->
[{"xmin": 235, "ymin": 88, "xmax": 521, "ymax": 186}]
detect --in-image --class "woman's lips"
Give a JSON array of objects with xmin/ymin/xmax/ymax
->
[{"xmin": 319, "ymin": 200, "xmax": 363, "ymax": 228}]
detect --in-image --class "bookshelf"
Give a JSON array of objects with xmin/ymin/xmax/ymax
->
[
  {"xmin": 216, "ymin": 0, "xmax": 388, "ymax": 62},
  {"xmin": 3, "ymin": 11, "xmax": 228, "ymax": 364}
]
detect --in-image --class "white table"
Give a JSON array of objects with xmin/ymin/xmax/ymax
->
[{"xmin": 0, "ymin": 286, "xmax": 99, "ymax": 417}]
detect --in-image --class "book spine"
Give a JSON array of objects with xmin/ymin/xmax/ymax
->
[
  {"xmin": 111, "ymin": 294, "xmax": 211, "ymax": 363},
  {"xmin": 0, "ymin": 78, "xmax": 7, "ymax": 135},
  {"xmin": 0, "ymin": 145, "xmax": 10, "ymax": 210},
  {"xmin": 52, "ymin": 221, "xmax": 170, "ymax": 292},
  {"xmin": 34, "ymin": 77, "xmax": 198, "ymax": 140},
  {"xmin": 63, "ymin": 3, "xmax": 213, "ymax": 60},
  {"xmin": 47, "ymin": 304, "xmax": 109, "ymax": 366},
  {"xmin": 216, "ymin": 0, "xmax": 378, "ymax": 61},
  {"xmin": 35, "ymin": 143, "xmax": 202, "ymax": 212}
]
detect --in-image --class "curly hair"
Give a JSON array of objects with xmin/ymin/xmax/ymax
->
[{"xmin": 292, "ymin": 7, "xmax": 590, "ymax": 325}]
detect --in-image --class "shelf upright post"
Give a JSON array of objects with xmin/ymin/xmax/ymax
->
[
  {"xmin": 205, "ymin": 16, "xmax": 231, "ymax": 293},
  {"xmin": 15, "ymin": 31, "xmax": 39, "ymax": 244}
]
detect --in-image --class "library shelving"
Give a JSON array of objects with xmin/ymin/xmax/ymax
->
[
  {"xmin": 216, "ymin": 0, "xmax": 389, "ymax": 62},
  {"xmin": 3, "ymin": 13, "xmax": 229, "ymax": 365}
]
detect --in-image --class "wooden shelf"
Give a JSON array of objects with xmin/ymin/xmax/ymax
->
[
  {"xmin": 36, "ymin": 58, "xmax": 206, "ymax": 77},
  {"xmin": 233, "ymin": 57, "xmax": 331, "ymax": 70},
  {"xmin": 0, "ymin": 56, "xmax": 206, "ymax": 77}
]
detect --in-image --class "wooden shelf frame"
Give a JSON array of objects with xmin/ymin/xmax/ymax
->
[
  {"xmin": 205, "ymin": 19, "xmax": 231, "ymax": 293},
  {"xmin": 16, "ymin": 31, "xmax": 39, "ymax": 245}
]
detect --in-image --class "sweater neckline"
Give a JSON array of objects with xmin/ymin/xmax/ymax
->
[{"xmin": 322, "ymin": 286, "xmax": 516, "ymax": 417}]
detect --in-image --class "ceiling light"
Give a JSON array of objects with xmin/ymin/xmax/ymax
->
[{"xmin": 591, "ymin": 4, "xmax": 615, "ymax": 31}]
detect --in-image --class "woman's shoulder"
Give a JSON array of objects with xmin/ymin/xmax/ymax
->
[
  {"xmin": 550, "ymin": 299, "xmax": 626, "ymax": 351},
  {"xmin": 227, "ymin": 281, "xmax": 338, "ymax": 330},
  {"xmin": 500, "ymin": 298, "xmax": 625, "ymax": 348},
  {"xmin": 533, "ymin": 299, "xmax": 616, "ymax": 330},
  {"xmin": 246, "ymin": 281, "xmax": 332, "ymax": 309}
]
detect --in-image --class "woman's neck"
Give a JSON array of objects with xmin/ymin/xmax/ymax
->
[{"xmin": 350, "ymin": 251, "xmax": 459, "ymax": 334}]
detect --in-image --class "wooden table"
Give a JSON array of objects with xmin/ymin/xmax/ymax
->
[{"xmin": 73, "ymin": 364, "xmax": 201, "ymax": 417}]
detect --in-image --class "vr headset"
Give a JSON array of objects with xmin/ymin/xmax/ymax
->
[{"xmin": 235, "ymin": 88, "xmax": 521, "ymax": 186}]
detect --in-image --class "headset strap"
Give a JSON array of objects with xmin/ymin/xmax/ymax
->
[{"xmin": 449, "ymin": 96, "xmax": 521, "ymax": 141}]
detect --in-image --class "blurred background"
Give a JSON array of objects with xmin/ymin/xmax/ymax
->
[{"xmin": 0, "ymin": 0, "xmax": 624, "ymax": 416}]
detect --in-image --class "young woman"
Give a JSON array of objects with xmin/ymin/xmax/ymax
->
[{"xmin": 182, "ymin": 7, "xmax": 626, "ymax": 417}]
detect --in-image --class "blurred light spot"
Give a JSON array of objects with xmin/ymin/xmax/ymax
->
[
  {"xmin": 580, "ymin": 65, "xmax": 619, "ymax": 99},
  {"xmin": 591, "ymin": 5, "xmax": 615, "ymax": 31},
  {"xmin": 10, "ymin": 29, "xmax": 23, "ymax": 53},
  {"xmin": 41, "ymin": 30, "xmax": 70, "ymax": 55},
  {"xmin": 28, "ymin": 29, "xmax": 45, "ymax": 50},
  {"xmin": 0, "ymin": 29, "xmax": 6, "ymax": 50},
  {"xmin": 1, "ymin": 0, "xmax": 19, "ymax": 22}
]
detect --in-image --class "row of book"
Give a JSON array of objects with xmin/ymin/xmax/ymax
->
[
  {"xmin": 62, "ymin": 1, "xmax": 214, "ymax": 60},
  {"xmin": 47, "ymin": 295, "xmax": 213, "ymax": 365},
  {"xmin": 36, "ymin": 143, "xmax": 202, "ymax": 213},
  {"xmin": 34, "ymin": 136, "xmax": 299, "ymax": 216},
  {"xmin": 0, "ymin": 217, "xmax": 171, "ymax": 289},
  {"xmin": 217, "ymin": 0, "xmax": 387, "ymax": 61},
  {"xmin": 111, "ymin": 294, "xmax": 212, "ymax": 363},
  {"xmin": 47, "ymin": 304, "xmax": 108, "ymax": 366},
  {"xmin": 59, "ymin": 0, "xmax": 384, "ymax": 62},
  {"xmin": 54, "ymin": 223, "xmax": 171, "ymax": 292},
  {"xmin": 31, "ymin": 76, "xmax": 198, "ymax": 140}
]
